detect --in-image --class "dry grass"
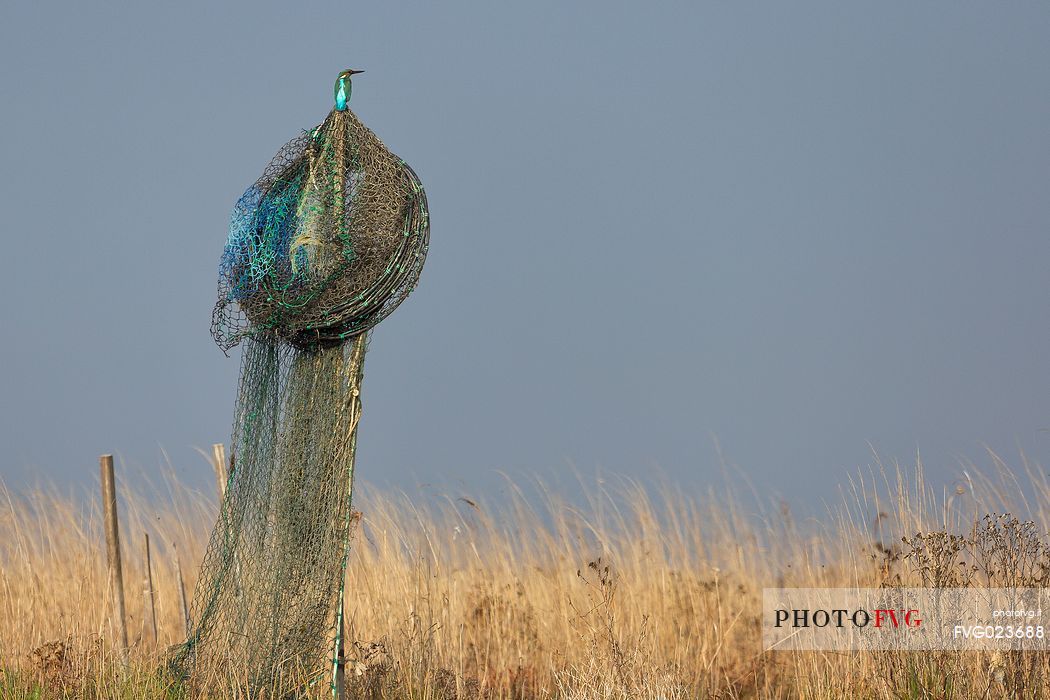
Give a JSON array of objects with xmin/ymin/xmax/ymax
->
[{"xmin": 3, "ymin": 451, "xmax": 1050, "ymax": 698}]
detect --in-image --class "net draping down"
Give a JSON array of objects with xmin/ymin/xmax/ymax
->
[{"xmin": 171, "ymin": 95, "xmax": 428, "ymax": 697}]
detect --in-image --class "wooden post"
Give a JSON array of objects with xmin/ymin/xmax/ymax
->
[
  {"xmin": 211, "ymin": 443, "xmax": 228, "ymax": 499},
  {"xmin": 174, "ymin": 542, "xmax": 191, "ymax": 636},
  {"xmin": 142, "ymin": 532, "xmax": 158, "ymax": 646},
  {"xmin": 100, "ymin": 454, "xmax": 128, "ymax": 652}
]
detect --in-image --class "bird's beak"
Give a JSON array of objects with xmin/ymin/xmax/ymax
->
[{"xmin": 347, "ymin": 69, "xmax": 364, "ymax": 76}]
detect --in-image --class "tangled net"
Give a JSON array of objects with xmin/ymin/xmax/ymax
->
[
  {"xmin": 173, "ymin": 76, "xmax": 428, "ymax": 697},
  {"xmin": 212, "ymin": 104, "xmax": 429, "ymax": 351}
]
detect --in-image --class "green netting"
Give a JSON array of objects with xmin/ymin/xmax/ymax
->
[
  {"xmin": 211, "ymin": 96, "xmax": 429, "ymax": 351},
  {"xmin": 171, "ymin": 71, "xmax": 428, "ymax": 697}
]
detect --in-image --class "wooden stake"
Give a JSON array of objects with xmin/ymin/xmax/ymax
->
[
  {"xmin": 142, "ymin": 532, "xmax": 158, "ymax": 646},
  {"xmin": 100, "ymin": 454, "xmax": 128, "ymax": 652},
  {"xmin": 211, "ymin": 443, "xmax": 228, "ymax": 499},
  {"xmin": 212, "ymin": 442, "xmax": 242, "ymax": 598},
  {"xmin": 174, "ymin": 542, "xmax": 191, "ymax": 636}
]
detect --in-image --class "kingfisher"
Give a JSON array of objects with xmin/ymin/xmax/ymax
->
[{"xmin": 334, "ymin": 69, "xmax": 363, "ymax": 111}]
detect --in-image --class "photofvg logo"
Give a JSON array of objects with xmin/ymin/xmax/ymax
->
[
  {"xmin": 774, "ymin": 607, "xmax": 922, "ymax": 630},
  {"xmin": 763, "ymin": 588, "xmax": 1050, "ymax": 651}
]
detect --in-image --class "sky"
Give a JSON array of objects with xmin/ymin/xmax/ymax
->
[{"xmin": 0, "ymin": 2, "xmax": 1048, "ymax": 509}]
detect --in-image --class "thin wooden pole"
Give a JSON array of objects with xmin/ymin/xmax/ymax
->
[
  {"xmin": 211, "ymin": 443, "xmax": 228, "ymax": 499},
  {"xmin": 100, "ymin": 454, "xmax": 128, "ymax": 652},
  {"xmin": 142, "ymin": 532, "xmax": 158, "ymax": 646},
  {"xmin": 210, "ymin": 442, "xmax": 243, "ymax": 599},
  {"xmin": 174, "ymin": 542, "xmax": 191, "ymax": 636}
]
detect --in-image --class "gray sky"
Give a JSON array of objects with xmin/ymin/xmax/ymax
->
[{"xmin": 1, "ymin": 2, "xmax": 1048, "ymax": 506}]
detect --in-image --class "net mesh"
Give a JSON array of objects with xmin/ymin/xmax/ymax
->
[
  {"xmin": 211, "ymin": 107, "xmax": 429, "ymax": 351},
  {"xmin": 172, "ymin": 96, "xmax": 428, "ymax": 697}
]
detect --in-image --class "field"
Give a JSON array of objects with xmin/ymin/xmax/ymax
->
[{"xmin": 3, "ymin": 453, "xmax": 1050, "ymax": 699}]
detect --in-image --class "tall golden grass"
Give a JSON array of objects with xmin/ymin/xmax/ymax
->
[{"xmin": 2, "ymin": 450, "xmax": 1050, "ymax": 698}]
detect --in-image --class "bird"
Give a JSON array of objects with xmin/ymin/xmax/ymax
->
[{"xmin": 334, "ymin": 69, "xmax": 363, "ymax": 112}]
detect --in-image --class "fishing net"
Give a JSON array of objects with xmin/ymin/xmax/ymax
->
[
  {"xmin": 211, "ymin": 103, "xmax": 428, "ymax": 351},
  {"xmin": 172, "ymin": 73, "xmax": 429, "ymax": 697}
]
